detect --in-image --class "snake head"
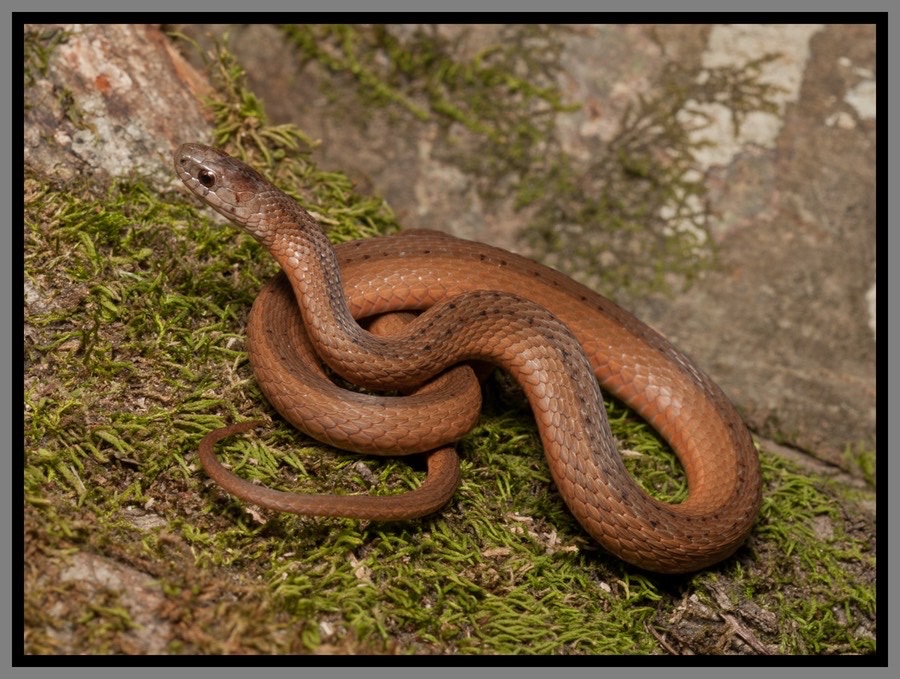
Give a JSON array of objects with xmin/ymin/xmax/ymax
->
[{"xmin": 174, "ymin": 143, "xmax": 279, "ymax": 244}]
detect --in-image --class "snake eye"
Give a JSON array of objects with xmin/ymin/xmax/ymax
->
[{"xmin": 198, "ymin": 169, "xmax": 216, "ymax": 188}]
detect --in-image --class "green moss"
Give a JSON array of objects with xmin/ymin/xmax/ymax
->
[
  {"xmin": 279, "ymin": 25, "xmax": 787, "ymax": 299},
  {"xmin": 841, "ymin": 445, "xmax": 876, "ymax": 488},
  {"xmin": 282, "ymin": 23, "xmax": 576, "ymax": 189},
  {"xmin": 742, "ymin": 455, "xmax": 876, "ymax": 654},
  {"xmin": 526, "ymin": 56, "xmax": 786, "ymax": 298},
  {"xmin": 24, "ymin": 25, "xmax": 68, "ymax": 88}
]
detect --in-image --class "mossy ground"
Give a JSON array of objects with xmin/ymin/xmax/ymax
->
[{"xmin": 23, "ymin": 26, "xmax": 876, "ymax": 656}]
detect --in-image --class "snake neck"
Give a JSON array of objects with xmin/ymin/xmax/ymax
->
[{"xmin": 269, "ymin": 215, "xmax": 395, "ymax": 384}]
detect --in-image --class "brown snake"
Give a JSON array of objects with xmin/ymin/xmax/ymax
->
[{"xmin": 175, "ymin": 143, "xmax": 761, "ymax": 574}]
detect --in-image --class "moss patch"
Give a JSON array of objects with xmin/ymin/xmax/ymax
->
[{"xmin": 280, "ymin": 25, "xmax": 786, "ymax": 299}]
